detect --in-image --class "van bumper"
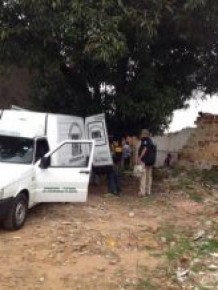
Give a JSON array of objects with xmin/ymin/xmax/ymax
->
[{"xmin": 0, "ymin": 197, "xmax": 14, "ymax": 222}]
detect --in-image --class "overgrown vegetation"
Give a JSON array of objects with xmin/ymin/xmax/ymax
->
[{"xmin": 1, "ymin": 1, "xmax": 218, "ymax": 134}]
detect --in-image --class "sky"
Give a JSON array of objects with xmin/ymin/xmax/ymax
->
[{"xmin": 168, "ymin": 95, "xmax": 218, "ymax": 132}]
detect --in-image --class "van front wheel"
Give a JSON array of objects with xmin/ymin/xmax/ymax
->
[{"xmin": 3, "ymin": 193, "xmax": 28, "ymax": 230}]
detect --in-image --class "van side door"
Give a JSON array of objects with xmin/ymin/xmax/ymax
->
[{"xmin": 34, "ymin": 140, "xmax": 94, "ymax": 203}]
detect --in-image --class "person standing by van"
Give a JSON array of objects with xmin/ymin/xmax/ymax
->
[
  {"xmin": 122, "ymin": 140, "xmax": 131, "ymax": 170},
  {"xmin": 106, "ymin": 139, "xmax": 121, "ymax": 196},
  {"xmin": 112, "ymin": 140, "xmax": 122, "ymax": 168},
  {"xmin": 137, "ymin": 129, "xmax": 156, "ymax": 196}
]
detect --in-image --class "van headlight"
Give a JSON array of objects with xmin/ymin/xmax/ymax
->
[{"xmin": 0, "ymin": 188, "xmax": 4, "ymax": 199}]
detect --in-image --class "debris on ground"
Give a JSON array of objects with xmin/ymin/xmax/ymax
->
[{"xmin": 0, "ymin": 169, "xmax": 217, "ymax": 289}]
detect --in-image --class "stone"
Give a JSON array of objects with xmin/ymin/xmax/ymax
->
[
  {"xmin": 176, "ymin": 269, "xmax": 189, "ymax": 282},
  {"xmin": 161, "ymin": 237, "xmax": 167, "ymax": 243},
  {"xmin": 97, "ymin": 266, "xmax": 106, "ymax": 272},
  {"xmin": 96, "ymin": 241, "xmax": 102, "ymax": 246},
  {"xmin": 61, "ymin": 221, "xmax": 72, "ymax": 225},
  {"xmin": 39, "ymin": 277, "xmax": 45, "ymax": 283},
  {"xmin": 208, "ymin": 235, "xmax": 214, "ymax": 240},
  {"xmin": 208, "ymin": 264, "xmax": 218, "ymax": 270},
  {"xmin": 193, "ymin": 230, "xmax": 205, "ymax": 241},
  {"xmin": 170, "ymin": 241, "xmax": 176, "ymax": 247},
  {"xmin": 129, "ymin": 212, "xmax": 135, "ymax": 217},
  {"xmin": 109, "ymin": 259, "xmax": 118, "ymax": 265},
  {"xmin": 192, "ymin": 258, "xmax": 201, "ymax": 265},
  {"xmin": 210, "ymin": 253, "xmax": 218, "ymax": 258},
  {"xmin": 205, "ymin": 220, "xmax": 212, "ymax": 227}
]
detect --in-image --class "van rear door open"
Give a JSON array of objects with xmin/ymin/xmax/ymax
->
[
  {"xmin": 34, "ymin": 140, "xmax": 94, "ymax": 203},
  {"xmin": 85, "ymin": 114, "xmax": 113, "ymax": 167}
]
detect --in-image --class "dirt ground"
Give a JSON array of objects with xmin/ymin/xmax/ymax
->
[{"xmin": 0, "ymin": 170, "xmax": 218, "ymax": 290}]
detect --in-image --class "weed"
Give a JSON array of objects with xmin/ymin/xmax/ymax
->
[
  {"xmin": 171, "ymin": 167, "xmax": 185, "ymax": 178},
  {"xmin": 141, "ymin": 197, "xmax": 156, "ymax": 207},
  {"xmin": 196, "ymin": 286, "xmax": 214, "ymax": 290},
  {"xmin": 177, "ymin": 176, "xmax": 193, "ymax": 189},
  {"xmin": 135, "ymin": 278, "xmax": 157, "ymax": 290},
  {"xmin": 190, "ymin": 262, "xmax": 204, "ymax": 273},
  {"xmin": 198, "ymin": 239, "xmax": 218, "ymax": 254},
  {"xmin": 153, "ymin": 169, "xmax": 169, "ymax": 181},
  {"xmin": 166, "ymin": 238, "xmax": 193, "ymax": 261},
  {"xmin": 163, "ymin": 228, "xmax": 175, "ymax": 243},
  {"xmin": 201, "ymin": 169, "xmax": 218, "ymax": 186},
  {"xmin": 188, "ymin": 190, "xmax": 204, "ymax": 202}
]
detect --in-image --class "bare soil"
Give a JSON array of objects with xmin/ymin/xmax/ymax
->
[{"xmin": 0, "ymin": 172, "xmax": 217, "ymax": 290}]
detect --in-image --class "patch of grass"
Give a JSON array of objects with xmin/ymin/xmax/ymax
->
[
  {"xmin": 165, "ymin": 235, "xmax": 218, "ymax": 260},
  {"xmin": 188, "ymin": 190, "xmax": 204, "ymax": 202},
  {"xmin": 191, "ymin": 262, "xmax": 204, "ymax": 273},
  {"xmin": 166, "ymin": 238, "xmax": 193, "ymax": 261},
  {"xmin": 159, "ymin": 225, "xmax": 192, "ymax": 261},
  {"xmin": 196, "ymin": 286, "xmax": 214, "ymax": 290},
  {"xmin": 153, "ymin": 168, "xmax": 170, "ymax": 181},
  {"xmin": 133, "ymin": 265, "xmax": 158, "ymax": 290},
  {"xmin": 201, "ymin": 168, "xmax": 218, "ymax": 183},
  {"xmin": 198, "ymin": 239, "xmax": 218, "ymax": 254},
  {"xmin": 171, "ymin": 167, "xmax": 185, "ymax": 178},
  {"xmin": 165, "ymin": 234, "xmax": 218, "ymax": 265},
  {"xmin": 168, "ymin": 173, "xmax": 204, "ymax": 202},
  {"xmin": 162, "ymin": 227, "xmax": 175, "ymax": 243},
  {"xmin": 141, "ymin": 197, "xmax": 157, "ymax": 207},
  {"xmin": 177, "ymin": 176, "xmax": 193, "ymax": 189},
  {"xmin": 159, "ymin": 223, "xmax": 190, "ymax": 243},
  {"xmin": 135, "ymin": 278, "xmax": 157, "ymax": 290},
  {"xmin": 159, "ymin": 225, "xmax": 194, "ymax": 261}
]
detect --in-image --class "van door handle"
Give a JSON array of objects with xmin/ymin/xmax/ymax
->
[{"xmin": 80, "ymin": 170, "xmax": 90, "ymax": 174}]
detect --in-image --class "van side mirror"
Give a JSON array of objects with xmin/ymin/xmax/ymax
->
[{"xmin": 39, "ymin": 156, "xmax": 50, "ymax": 169}]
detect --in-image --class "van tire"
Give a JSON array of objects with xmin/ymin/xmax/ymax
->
[{"xmin": 3, "ymin": 193, "xmax": 28, "ymax": 230}]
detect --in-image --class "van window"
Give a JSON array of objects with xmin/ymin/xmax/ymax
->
[
  {"xmin": 0, "ymin": 135, "xmax": 34, "ymax": 164},
  {"xmin": 49, "ymin": 142, "xmax": 90, "ymax": 167},
  {"xmin": 35, "ymin": 139, "xmax": 49, "ymax": 163}
]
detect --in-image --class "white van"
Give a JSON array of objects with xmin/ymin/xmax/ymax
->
[{"xmin": 0, "ymin": 110, "xmax": 112, "ymax": 230}]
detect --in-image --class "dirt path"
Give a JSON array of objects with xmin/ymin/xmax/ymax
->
[{"xmin": 0, "ymin": 174, "xmax": 217, "ymax": 289}]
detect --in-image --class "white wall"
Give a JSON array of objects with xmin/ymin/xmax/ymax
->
[{"xmin": 153, "ymin": 128, "xmax": 194, "ymax": 167}]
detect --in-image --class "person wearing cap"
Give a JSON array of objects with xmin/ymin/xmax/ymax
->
[{"xmin": 137, "ymin": 129, "xmax": 153, "ymax": 196}]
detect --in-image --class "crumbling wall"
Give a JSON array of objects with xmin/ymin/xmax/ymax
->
[
  {"xmin": 153, "ymin": 128, "xmax": 194, "ymax": 167},
  {"xmin": 128, "ymin": 128, "xmax": 194, "ymax": 168},
  {"xmin": 178, "ymin": 113, "xmax": 218, "ymax": 169}
]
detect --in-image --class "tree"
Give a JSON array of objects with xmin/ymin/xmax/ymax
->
[{"xmin": 0, "ymin": 0, "xmax": 218, "ymax": 134}]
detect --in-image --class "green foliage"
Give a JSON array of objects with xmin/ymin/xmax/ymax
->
[
  {"xmin": 188, "ymin": 191, "xmax": 204, "ymax": 202},
  {"xmin": 1, "ymin": 0, "xmax": 218, "ymax": 134},
  {"xmin": 135, "ymin": 278, "xmax": 157, "ymax": 290},
  {"xmin": 201, "ymin": 169, "xmax": 218, "ymax": 184},
  {"xmin": 166, "ymin": 238, "xmax": 193, "ymax": 261},
  {"xmin": 198, "ymin": 239, "xmax": 218, "ymax": 254}
]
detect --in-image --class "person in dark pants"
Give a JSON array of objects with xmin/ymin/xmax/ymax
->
[
  {"xmin": 164, "ymin": 153, "xmax": 172, "ymax": 168},
  {"xmin": 92, "ymin": 161, "xmax": 121, "ymax": 197},
  {"xmin": 106, "ymin": 139, "xmax": 122, "ymax": 196},
  {"xmin": 107, "ymin": 164, "xmax": 121, "ymax": 196},
  {"xmin": 112, "ymin": 140, "xmax": 122, "ymax": 169},
  {"xmin": 122, "ymin": 140, "xmax": 131, "ymax": 170}
]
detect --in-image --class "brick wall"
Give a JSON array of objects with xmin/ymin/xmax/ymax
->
[{"xmin": 178, "ymin": 112, "xmax": 218, "ymax": 169}]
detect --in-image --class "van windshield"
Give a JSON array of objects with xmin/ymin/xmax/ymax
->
[{"xmin": 0, "ymin": 135, "xmax": 34, "ymax": 164}]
